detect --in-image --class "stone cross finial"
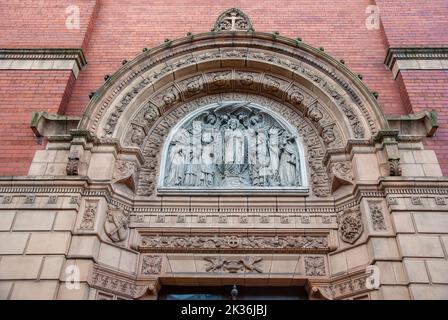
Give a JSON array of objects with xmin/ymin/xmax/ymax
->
[{"xmin": 213, "ymin": 8, "xmax": 254, "ymax": 32}]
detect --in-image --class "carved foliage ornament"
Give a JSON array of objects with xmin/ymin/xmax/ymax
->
[
  {"xmin": 141, "ymin": 255, "xmax": 162, "ymax": 275},
  {"xmin": 213, "ymin": 8, "xmax": 254, "ymax": 32},
  {"xmin": 80, "ymin": 200, "xmax": 97, "ymax": 230},
  {"xmin": 338, "ymin": 205, "xmax": 363, "ymax": 244},
  {"xmin": 140, "ymin": 234, "xmax": 329, "ymax": 252},
  {"xmin": 368, "ymin": 202, "xmax": 386, "ymax": 231},
  {"xmin": 304, "ymin": 256, "xmax": 326, "ymax": 276},
  {"xmin": 204, "ymin": 256, "xmax": 263, "ymax": 273}
]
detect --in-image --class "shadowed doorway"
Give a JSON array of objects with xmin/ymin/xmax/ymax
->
[{"xmin": 158, "ymin": 285, "xmax": 308, "ymax": 300}]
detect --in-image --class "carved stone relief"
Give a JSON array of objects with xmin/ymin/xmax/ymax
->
[
  {"xmin": 104, "ymin": 206, "xmax": 130, "ymax": 242},
  {"xmin": 139, "ymin": 234, "xmax": 329, "ymax": 252},
  {"xmin": 213, "ymin": 8, "xmax": 254, "ymax": 32},
  {"xmin": 304, "ymin": 256, "xmax": 326, "ymax": 276},
  {"xmin": 136, "ymin": 93, "xmax": 331, "ymax": 197},
  {"xmin": 338, "ymin": 206, "xmax": 363, "ymax": 244},
  {"xmin": 204, "ymin": 256, "xmax": 263, "ymax": 273},
  {"xmin": 141, "ymin": 255, "xmax": 162, "ymax": 275},
  {"xmin": 368, "ymin": 202, "xmax": 387, "ymax": 231},
  {"xmin": 161, "ymin": 102, "xmax": 305, "ymax": 189},
  {"xmin": 80, "ymin": 200, "xmax": 97, "ymax": 230}
]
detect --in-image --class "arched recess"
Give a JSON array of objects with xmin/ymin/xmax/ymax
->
[{"xmin": 78, "ymin": 32, "xmax": 389, "ymax": 198}]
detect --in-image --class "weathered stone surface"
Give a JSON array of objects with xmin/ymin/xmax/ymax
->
[
  {"xmin": 398, "ymin": 235, "xmax": 444, "ymax": 258},
  {"xmin": 40, "ymin": 256, "xmax": 65, "ymax": 279},
  {"xmin": 10, "ymin": 280, "xmax": 59, "ymax": 300},
  {"xmin": 410, "ymin": 284, "xmax": 448, "ymax": 300},
  {"xmin": 0, "ymin": 211, "xmax": 15, "ymax": 230},
  {"xmin": 53, "ymin": 211, "xmax": 76, "ymax": 231},
  {"xmin": 404, "ymin": 259, "xmax": 429, "ymax": 283},
  {"xmin": 0, "ymin": 232, "xmax": 29, "ymax": 254},
  {"xmin": 12, "ymin": 211, "xmax": 56, "ymax": 231},
  {"xmin": 426, "ymin": 260, "xmax": 448, "ymax": 284},
  {"xmin": 413, "ymin": 212, "xmax": 448, "ymax": 233},
  {"xmin": 97, "ymin": 243, "xmax": 121, "ymax": 268},
  {"xmin": 368, "ymin": 238, "xmax": 400, "ymax": 260},
  {"xmin": 57, "ymin": 283, "xmax": 90, "ymax": 300},
  {"xmin": 391, "ymin": 212, "xmax": 415, "ymax": 233},
  {"xmin": 27, "ymin": 232, "xmax": 71, "ymax": 254},
  {"xmin": 68, "ymin": 236, "xmax": 100, "ymax": 258},
  {"xmin": 0, "ymin": 281, "xmax": 13, "ymax": 299},
  {"xmin": 0, "ymin": 256, "xmax": 43, "ymax": 279},
  {"xmin": 380, "ymin": 285, "xmax": 411, "ymax": 300}
]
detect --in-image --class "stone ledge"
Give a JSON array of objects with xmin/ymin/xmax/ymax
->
[
  {"xmin": 0, "ymin": 48, "xmax": 87, "ymax": 78},
  {"xmin": 384, "ymin": 47, "xmax": 448, "ymax": 79}
]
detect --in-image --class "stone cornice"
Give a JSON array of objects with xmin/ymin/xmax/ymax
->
[
  {"xmin": 0, "ymin": 48, "xmax": 87, "ymax": 78},
  {"xmin": 384, "ymin": 47, "xmax": 448, "ymax": 78}
]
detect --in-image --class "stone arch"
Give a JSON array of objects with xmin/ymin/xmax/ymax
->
[{"xmin": 79, "ymin": 32, "xmax": 388, "ymax": 143}]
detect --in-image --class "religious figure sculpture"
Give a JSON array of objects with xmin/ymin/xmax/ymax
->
[
  {"xmin": 161, "ymin": 102, "xmax": 304, "ymax": 189},
  {"xmin": 279, "ymin": 133, "xmax": 301, "ymax": 186}
]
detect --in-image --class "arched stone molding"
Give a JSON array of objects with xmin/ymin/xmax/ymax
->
[
  {"xmin": 134, "ymin": 93, "xmax": 333, "ymax": 197},
  {"xmin": 79, "ymin": 32, "xmax": 389, "ymax": 145}
]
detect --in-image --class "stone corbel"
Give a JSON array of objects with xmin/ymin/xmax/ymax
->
[
  {"xmin": 374, "ymin": 130, "xmax": 402, "ymax": 177},
  {"xmin": 30, "ymin": 111, "xmax": 80, "ymax": 139},
  {"xmin": 387, "ymin": 109, "xmax": 438, "ymax": 138}
]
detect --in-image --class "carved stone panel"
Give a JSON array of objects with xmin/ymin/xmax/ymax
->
[
  {"xmin": 338, "ymin": 206, "xmax": 363, "ymax": 244},
  {"xmin": 159, "ymin": 102, "xmax": 307, "ymax": 191}
]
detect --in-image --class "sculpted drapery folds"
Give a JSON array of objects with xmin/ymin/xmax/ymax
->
[{"xmin": 161, "ymin": 103, "xmax": 305, "ymax": 189}]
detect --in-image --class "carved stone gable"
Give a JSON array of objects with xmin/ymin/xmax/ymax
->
[{"xmin": 213, "ymin": 8, "xmax": 254, "ymax": 32}]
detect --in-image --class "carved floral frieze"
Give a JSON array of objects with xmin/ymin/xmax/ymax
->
[{"xmin": 139, "ymin": 234, "xmax": 330, "ymax": 253}]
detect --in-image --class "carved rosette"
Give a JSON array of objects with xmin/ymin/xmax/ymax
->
[
  {"xmin": 141, "ymin": 255, "xmax": 162, "ymax": 275},
  {"xmin": 338, "ymin": 206, "xmax": 363, "ymax": 244}
]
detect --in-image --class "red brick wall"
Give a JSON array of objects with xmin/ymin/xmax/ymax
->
[
  {"xmin": 0, "ymin": 0, "xmax": 98, "ymax": 51},
  {"xmin": 0, "ymin": 0, "xmax": 447, "ymax": 175},
  {"xmin": 0, "ymin": 70, "xmax": 74, "ymax": 176},
  {"xmin": 397, "ymin": 70, "xmax": 448, "ymax": 174},
  {"xmin": 375, "ymin": 0, "xmax": 448, "ymax": 47}
]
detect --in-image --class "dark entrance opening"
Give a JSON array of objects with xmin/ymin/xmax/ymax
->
[{"xmin": 158, "ymin": 285, "xmax": 308, "ymax": 300}]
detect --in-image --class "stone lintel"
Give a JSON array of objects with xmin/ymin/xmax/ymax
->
[
  {"xmin": 0, "ymin": 48, "xmax": 87, "ymax": 78},
  {"xmin": 384, "ymin": 47, "xmax": 448, "ymax": 79}
]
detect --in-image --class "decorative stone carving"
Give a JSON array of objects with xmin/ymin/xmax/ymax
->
[
  {"xmin": 161, "ymin": 102, "xmax": 305, "ymax": 190},
  {"xmin": 309, "ymin": 271, "xmax": 370, "ymax": 300},
  {"xmin": 213, "ymin": 8, "xmax": 254, "ymax": 32},
  {"xmin": 435, "ymin": 197, "xmax": 446, "ymax": 205},
  {"xmin": 80, "ymin": 201, "xmax": 97, "ymax": 230},
  {"xmin": 140, "ymin": 234, "xmax": 329, "ymax": 252},
  {"xmin": 204, "ymin": 256, "xmax": 263, "ymax": 273},
  {"xmin": 389, "ymin": 158, "xmax": 402, "ymax": 176},
  {"xmin": 137, "ymin": 94, "xmax": 329, "ymax": 197},
  {"xmin": 104, "ymin": 206, "xmax": 130, "ymax": 242},
  {"xmin": 24, "ymin": 195, "xmax": 35, "ymax": 204},
  {"xmin": 338, "ymin": 206, "xmax": 363, "ymax": 244},
  {"xmin": 89, "ymin": 265, "xmax": 152, "ymax": 299},
  {"xmin": 47, "ymin": 195, "xmax": 58, "ymax": 204},
  {"xmin": 113, "ymin": 160, "xmax": 138, "ymax": 192},
  {"xmin": 2, "ymin": 195, "xmax": 12, "ymax": 204},
  {"xmin": 141, "ymin": 255, "xmax": 162, "ymax": 275},
  {"xmin": 129, "ymin": 125, "xmax": 146, "ymax": 148},
  {"xmin": 66, "ymin": 155, "xmax": 79, "ymax": 175},
  {"xmin": 304, "ymin": 256, "xmax": 326, "ymax": 276},
  {"xmin": 329, "ymin": 161, "xmax": 354, "ymax": 192},
  {"xmin": 369, "ymin": 202, "xmax": 386, "ymax": 231},
  {"xmin": 411, "ymin": 196, "xmax": 422, "ymax": 205}
]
